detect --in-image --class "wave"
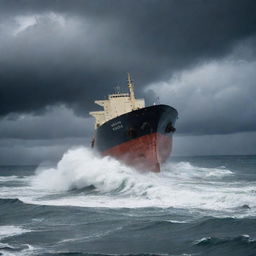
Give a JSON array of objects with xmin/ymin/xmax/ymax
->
[
  {"xmin": 0, "ymin": 225, "xmax": 31, "ymax": 240},
  {"xmin": 0, "ymin": 243, "xmax": 35, "ymax": 256},
  {"xmin": 30, "ymin": 148, "xmax": 234, "ymax": 194},
  {"xmin": 30, "ymin": 148, "xmax": 233, "ymax": 193},
  {"xmin": 165, "ymin": 220, "xmax": 188, "ymax": 224},
  {"xmin": 162, "ymin": 161, "xmax": 233, "ymax": 180},
  {"xmin": 31, "ymin": 148, "xmax": 142, "ymax": 193},
  {"xmin": 0, "ymin": 198, "xmax": 24, "ymax": 206},
  {"xmin": 194, "ymin": 234, "xmax": 256, "ymax": 246},
  {"xmin": 0, "ymin": 225, "xmax": 35, "ymax": 256},
  {"xmin": 1, "ymin": 147, "xmax": 255, "ymax": 215},
  {"xmin": 0, "ymin": 176, "xmax": 20, "ymax": 182}
]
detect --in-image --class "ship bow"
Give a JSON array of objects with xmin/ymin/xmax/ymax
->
[{"xmin": 95, "ymin": 105, "xmax": 178, "ymax": 172}]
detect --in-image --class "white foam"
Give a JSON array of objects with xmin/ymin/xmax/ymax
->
[
  {"xmin": 193, "ymin": 237, "xmax": 212, "ymax": 245},
  {"xmin": 0, "ymin": 226, "xmax": 30, "ymax": 240},
  {"xmin": 31, "ymin": 147, "xmax": 145, "ymax": 193},
  {"xmin": 162, "ymin": 161, "xmax": 233, "ymax": 180},
  {"xmin": 1, "ymin": 147, "xmax": 256, "ymax": 217},
  {"xmin": 165, "ymin": 220, "xmax": 188, "ymax": 224},
  {"xmin": 0, "ymin": 243, "xmax": 36, "ymax": 256},
  {"xmin": 0, "ymin": 242, "xmax": 13, "ymax": 248},
  {"xmin": 0, "ymin": 176, "xmax": 20, "ymax": 182}
]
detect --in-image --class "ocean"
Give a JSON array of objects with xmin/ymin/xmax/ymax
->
[{"xmin": 0, "ymin": 148, "xmax": 256, "ymax": 256}]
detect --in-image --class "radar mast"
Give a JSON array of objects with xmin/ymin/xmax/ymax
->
[{"xmin": 128, "ymin": 73, "xmax": 135, "ymax": 109}]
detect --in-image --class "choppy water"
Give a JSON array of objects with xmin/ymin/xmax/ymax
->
[{"xmin": 0, "ymin": 148, "xmax": 256, "ymax": 256}]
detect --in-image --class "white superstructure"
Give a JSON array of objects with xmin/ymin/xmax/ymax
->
[{"xmin": 90, "ymin": 73, "xmax": 145, "ymax": 128}]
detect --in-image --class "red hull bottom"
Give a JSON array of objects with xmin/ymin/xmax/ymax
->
[{"xmin": 102, "ymin": 133, "xmax": 172, "ymax": 172}]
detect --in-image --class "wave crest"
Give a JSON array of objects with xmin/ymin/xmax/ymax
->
[
  {"xmin": 31, "ymin": 147, "xmax": 153, "ymax": 195},
  {"xmin": 163, "ymin": 161, "xmax": 233, "ymax": 180},
  {"xmin": 25, "ymin": 147, "xmax": 256, "ymax": 212},
  {"xmin": 194, "ymin": 234, "xmax": 256, "ymax": 246}
]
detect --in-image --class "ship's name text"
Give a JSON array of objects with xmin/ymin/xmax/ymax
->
[{"xmin": 111, "ymin": 121, "xmax": 123, "ymax": 131}]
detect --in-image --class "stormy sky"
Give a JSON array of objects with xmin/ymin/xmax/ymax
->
[{"xmin": 1, "ymin": 0, "xmax": 256, "ymax": 164}]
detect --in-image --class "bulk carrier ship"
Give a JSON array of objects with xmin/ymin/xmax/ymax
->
[{"xmin": 90, "ymin": 74, "xmax": 178, "ymax": 172}]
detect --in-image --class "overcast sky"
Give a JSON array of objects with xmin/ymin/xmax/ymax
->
[{"xmin": 0, "ymin": 0, "xmax": 256, "ymax": 164}]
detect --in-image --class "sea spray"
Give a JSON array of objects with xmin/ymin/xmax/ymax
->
[
  {"xmin": 25, "ymin": 147, "xmax": 256, "ymax": 212},
  {"xmin": 31, "ymin": 147, "xmax": 154, "ymax": 194},
  {"xmin": 162, "ymin": 161, "xmax": 233, "ymax": 180}
]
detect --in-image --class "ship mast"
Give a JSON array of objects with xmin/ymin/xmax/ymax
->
[{"xmin": 128, "ymin": 73, "xmax": 136, "ymax": 110}]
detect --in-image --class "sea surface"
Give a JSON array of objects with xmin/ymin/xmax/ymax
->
[{"xmin": 0, "ymin": 148, "xmax": 256, "ymax": 256}]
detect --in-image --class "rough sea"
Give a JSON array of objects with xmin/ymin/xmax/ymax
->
[{"xmin": 0, "ymin": 148, "xmax": 256, "ymax": 256}]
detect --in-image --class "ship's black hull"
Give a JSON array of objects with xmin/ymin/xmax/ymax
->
[{"xmin": 93, "ymin": 104, "xmax": 178, "ymax": 171}]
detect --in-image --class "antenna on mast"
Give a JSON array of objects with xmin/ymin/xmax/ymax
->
[
  {"xmin": 127, "ymin": 72, "xmax": 136, "ymax": 110},
  {"xmin": 128, "ymin": 73, "xmax": 135, "ymax": 100}
]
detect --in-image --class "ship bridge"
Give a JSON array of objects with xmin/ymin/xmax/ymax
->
[{"xmin": 90, "ymin": 74, "xmax": 145, "ymax": 128}]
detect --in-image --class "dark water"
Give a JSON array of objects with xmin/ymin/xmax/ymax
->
[{"xmin": 0, "ymin": 148, "xmax": 256, "ymax": 256}]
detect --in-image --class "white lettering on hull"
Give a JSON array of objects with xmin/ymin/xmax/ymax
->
[{"xmin": 111, "ymin": 121, "xmax": 123, "ymax": 131}]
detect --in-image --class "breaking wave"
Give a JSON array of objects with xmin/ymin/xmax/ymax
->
[
  {"xmin": 31, "ymin": 147, "xmax": 233, "ymax": 192},
  {"xmin": 14, "ymin": 147, "xmax": 253, "ymax": 214},
  {"xmin": 0, "ymin": 225, "xmax": 31, "ymax": 240},
  {"xmin": 31, "ymin": 148, "xmax": 142, "ymax": 193}
]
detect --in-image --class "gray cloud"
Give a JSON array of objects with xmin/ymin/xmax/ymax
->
[
  {"xmin": 0, "ymin": 0, "xmax": 256, "ymax": 163},
  {"xmin": 146, "ymin": 40, "xmax": 256, "ymax": 135},
  {"xmin": 0, "ymin": 0, "xmax": 256, "ymax": 117},
  {"xmin": 0, "ymin": 137, "xmax": 87, "ymax": 165},
  {"xmin": 173, "ymin": 132, "xmax": 256, "ymax": 156},
  {"xmin": 0, "ymin": 105, "xmax": 93, "ymax": 139}
]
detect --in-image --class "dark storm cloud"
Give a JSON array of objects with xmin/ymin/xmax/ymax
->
[
  {"xmin": 0, "ymin": 106, "xmax": 93, "ymax": 139},
  {"xmin": 0, "ymin": 0, "xmax": 256, "ymax": 164},
  {"xmin": 1, "ymin": 0, "xmax": 256, "ymax": 119},
  {"xmin": 0, "ymin": 137, "xmax": 87, "ymax": 165}
]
